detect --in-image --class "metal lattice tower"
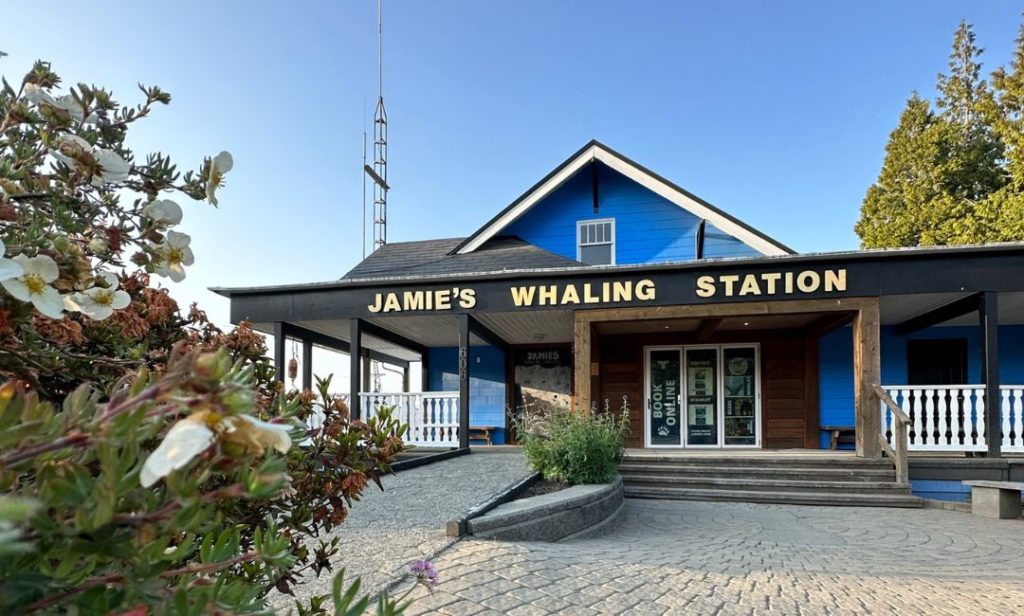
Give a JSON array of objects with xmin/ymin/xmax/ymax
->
[{"xmin": 370, "ymin": 0, "xmax": 388, "ymax": 252}]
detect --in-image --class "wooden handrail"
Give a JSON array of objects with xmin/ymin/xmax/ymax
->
[
  {"xmin": 873, "ymin": 384, "xmax": 909, "ymax": 484},
  {"xmin": 874, "ymin": 385, "xmax": 910, "ymax": 425}
]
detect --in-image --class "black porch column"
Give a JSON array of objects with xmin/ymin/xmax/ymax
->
[
  {"xmin": 273, "ymin": 322, "xmax": 286, "ymax": 384},
  {"xmin": 458, "ymin": 314, "xmax": 471, "ymax": 449},
  {"xmin": 301, "ymin": 339, "xmax": 313, "ymax": 391},
  {"xmin": 402, "ymin": 366, "xmax": 411, "ymax": 392},
  {"xmin": 350, "ymin": 318, "xmax": 362, "ymax": 420},
  {"xmin": 980, "ymin": 292, "xmax": 1001, "ymax": 457}
]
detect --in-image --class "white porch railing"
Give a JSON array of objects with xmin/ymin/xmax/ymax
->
[
  {"xmin": 328, "ymin": 392, "xmax": 460, "ymax": 448},
  {"xmin": 879, "ymin": 385, "xmax": 1024, "ymax": 453}
]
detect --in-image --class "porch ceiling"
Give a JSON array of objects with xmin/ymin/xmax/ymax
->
[
  {"xmin": 880, "ymin": 291, "xmax": 1024, "ymax": 326},
  {"xmin": 290, "ymin": 311, "xmax": 576, "ymax": 353}
]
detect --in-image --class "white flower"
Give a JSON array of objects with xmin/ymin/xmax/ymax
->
[
  {"xmin": 151, "ymin": 230, "xmax": 194, "ymax": 282},
  {"xmin": 0, "ymin": 238, "xmax": 24, "ymax": 283},
  {"xmin": 51, "ymin": 134, "xmax": 129, "ymax": 186},
  {"xmin": 140, "ymin": 417, "xmax": 215, "ymax": 488},
  {"xmin": 225, "ymin": 415, "xmax": 293, "ymax": 454},
  {"xmin": 70, "ymin": 272, "xmax": 130, "ymax": 321},
  {"xmin": 206, "ymin": 151, "xmax": 233, "ymax": 205},
  {"xmin": 93, "ymin": 148, "xmax": 129, "ymax": 185},
  {"xmin": 23, "ymin": 83, "xmax": 58, "ymax": 107},
  {"xmin": 140, "ymin": 412, "xmax": 295, "ymax": 488},
  {"xmin": 24, "ymin": 84, "xmax": 97, "ymax": 123},
  {"xmin": 0, "ymin": 254, "xmax": 64, "ymax": 318},
  {"xmin": 143, "ymin": 199, "xmax": 183, "ymax": 226}
]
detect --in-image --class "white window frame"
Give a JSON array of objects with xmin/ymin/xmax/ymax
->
[{"xmin": 576, "ymin": 218, "xmax": 616, "ymax": 265}]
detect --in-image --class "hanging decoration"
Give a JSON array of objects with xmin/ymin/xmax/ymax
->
[{"xmin": 288, "ymin": 340, "xmax": 299, "ymax": 386}]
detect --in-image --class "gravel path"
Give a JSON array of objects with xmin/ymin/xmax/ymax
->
[{"xmin": 270, "ymin": 451, "xmax": 531, "ymax": 612}]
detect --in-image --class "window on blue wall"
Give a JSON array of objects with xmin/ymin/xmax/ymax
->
[{"xmin": 577, "ymin": 218, "xmax": 615, "ymax": 265}]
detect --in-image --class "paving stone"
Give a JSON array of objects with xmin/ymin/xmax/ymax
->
[{"xmin": 400, "ymin": 499, "xmax": 1024, "ymax": 615}]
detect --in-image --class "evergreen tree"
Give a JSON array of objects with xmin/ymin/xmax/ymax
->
[
  {"xmin": 857, "ymin": 21, "xmax": 1007, "ymax": 247},
  {"xmin": 976, "ymin": 22, "xmax": 1024, "ymax": 241},
  {"xmin": 855, "ymin": 95, "xmax": 949, "ymax": 247}
]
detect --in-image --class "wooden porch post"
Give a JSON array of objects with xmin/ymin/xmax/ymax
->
[
  {"xmin": 273, "ymin": 322, "xmax": 286, "ymax": 384},
  {"xmin": 573, "ymin": 312, "xmax": 592, "ymax": 413},
  {"xmin": 301, "ymin": 339, "xmax": 313, "ymax": 390},
  {"xmin": 980, "ymin": 292, "xmax": 1001, "ymax": 457},
  {"xmin": 402, "ymin": 366, "xmax": 411, "ymax": 392},
  {"xmin": 349, "ymin": 319, "xmax": 362, "ymax": 420},
  {"xmin": 853, "ymin": 299, "xmax": 881, "ymax": 457},
  {"xmin": 458, "ymin": 314, "xmax": 471, "ymax": 449}
]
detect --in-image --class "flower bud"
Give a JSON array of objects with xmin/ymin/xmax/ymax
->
[
  {"xmin": 52, "ymin": 236, "xmax": 72, "ymax": 252},
  {"xmin": 88, "ymin": 237, "xmax": 108, "ymax": 254},
  {"xmin": 193, "ymin": 350, "xmax": 228, "ymax": 381}
]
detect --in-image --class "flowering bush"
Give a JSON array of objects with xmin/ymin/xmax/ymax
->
[
  {"xmin": 0, "ymin": 60, "xmax": 407, "ymax": 613},
  {"xmin": 514, "ymin": 399, "xmax": 630, "ymax": 484}
]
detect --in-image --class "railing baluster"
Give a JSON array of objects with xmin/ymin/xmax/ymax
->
[
  {"xmin": 937, "ymin": 388, "xmax": 950, "ymax": 446},
  {"xmin": 976, "ymin": 389, "xmax": 986, "ymax": 451},
  {"xmin": 903, "ymin": 388, "xmax": 915, "ymax": 446},
  {"xmin": 319, "ymin": 391, "xmax": 459, "ymax": 448},
  {"xmin": 1011, "ymin": 388, "xmax": 1019, "ymax": 450},
  {"xmin": 1002, "ymin": 388, "xmax": 1012, "ymax": 452}
]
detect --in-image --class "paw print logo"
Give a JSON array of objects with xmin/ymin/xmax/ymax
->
[{"xmin": 658, "ymin": 426, "xmax": 670, "ymax": 436}]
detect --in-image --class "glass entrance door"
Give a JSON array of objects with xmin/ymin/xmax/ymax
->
[
  {"xmin": 684, "ymin": 347, "xmax": 719, "ymax": 446},
  {"xmin": 646, "ymin": 348, "xmax": 682, "ymax": 446},
  {"xmin": 646, "ymin": 344, "xmax": 760, "ymax": 448},
  {"xmin": 722, "ymin": 346, "xmax": 757, "ymax": 446}
]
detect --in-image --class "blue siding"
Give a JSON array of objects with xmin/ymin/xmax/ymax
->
[
  {"xmin": 818, "ymin": 324, "xmax": 1024, "ymax": 448},
  {"xmin": 503, "ymin": 164, "xmax": 762, "ymax": 265},
  {"xmin": 910, "ymin": 479, "xmax": 970, "ymax": 502},
  {"xmin": 818, "ymin": 327, "xmax": 855, "ymax": 448},
  {"xmin": 428, "ymin": 346, "xmax": 507, "ymax": 445}
]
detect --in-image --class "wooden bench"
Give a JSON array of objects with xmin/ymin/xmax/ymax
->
[
  {"xmin": 469, "ymin": 426, "xmax": 499, "ymax": 446},
  {"xmin": 963, "ymin": 480, "xmax": 1024, "ymax": 519},
  {"xmin": 822, "ymin": 425, "xmax": 856, "ymax": 450}
]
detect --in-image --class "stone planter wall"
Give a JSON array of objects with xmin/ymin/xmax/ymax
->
[{"xmin": 467, "ymin": 475, "xmax": 624, "ymax": 542}]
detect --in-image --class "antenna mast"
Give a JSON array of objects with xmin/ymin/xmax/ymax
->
[{"xmin": 366, "ymin": 0, "xmax": 389, "ymax": 252}]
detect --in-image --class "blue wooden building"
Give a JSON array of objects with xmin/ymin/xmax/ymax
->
[{"xmin": 215, "ymin": 141, "xmax": 1024, "ymax": 503}]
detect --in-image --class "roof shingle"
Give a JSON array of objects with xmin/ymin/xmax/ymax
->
[{"xmin": 342, "ymin": 236, "xmax": 581, "ymax": 280}]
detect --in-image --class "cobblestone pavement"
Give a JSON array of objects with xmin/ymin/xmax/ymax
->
[
  {"xmin": 394, "ymin": 499, "xmax": 1024, "ymax": 615},
  {"xmin": 270, "ymin": 452, "xmax": 531, "ymax": 612}
]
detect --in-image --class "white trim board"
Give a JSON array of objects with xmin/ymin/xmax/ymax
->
[{"xmin": 456, "ymin": 143, "xmax": 791, "ymax": 257}]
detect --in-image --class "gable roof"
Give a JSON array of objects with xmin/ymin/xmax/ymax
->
[
  {"xmin": 342, "ymin": 235, "xmax": 581, "ymax": 281},
  {"xmin": 450, "ymin": 140, "xmax": 795, "ymax": 257}
]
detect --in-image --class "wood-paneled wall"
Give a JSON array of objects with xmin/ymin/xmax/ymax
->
[{"xmin": 595, "ymin": 330, "xmax": 821, "ymax": 449}]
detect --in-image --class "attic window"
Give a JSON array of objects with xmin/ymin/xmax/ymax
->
[{"xmin": 577, "ymin": 218, "xmax": 615, "ymax": 265}]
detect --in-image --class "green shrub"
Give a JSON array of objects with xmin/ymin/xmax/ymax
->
[{"xmin": 516, "ymin": 400, "xmax": 630, "ymax": 484}]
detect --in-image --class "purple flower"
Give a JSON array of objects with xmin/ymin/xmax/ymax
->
[{"xmin": 409, "ymin": 559, "xmax": 439, "ymax": 588}]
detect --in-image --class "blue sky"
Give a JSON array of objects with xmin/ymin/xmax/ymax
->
[{"xmin": 3, "ymin": 1, "xmax": 1023, "ymax": 330}]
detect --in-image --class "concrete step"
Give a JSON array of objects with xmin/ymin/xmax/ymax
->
[
  {"xmin": 621, "ymin": 454, "xmax": 893, "ymax": 469},
  {"xmin": 624, "ymin": 486, "xmax": 925, "ymax": 508},
  {"xmin": 617, "ymin": 463, "xmax": 896, "ymax": 482},
  {"xmin": 620, "ymin": 473, "xmax": 912, "ymax": 494}
]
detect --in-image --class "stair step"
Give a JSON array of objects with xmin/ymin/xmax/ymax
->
[
  {"xmin": 620, "ymin": 474, "xmax": 911, "ymax": 494},
  {"xmin": 617, "ymin": 463, "xmax": 895, "ymax": 481},
  {"xmin": 624, "ymin": 486, "xmax": 924, "ymax": 508},
  {"xmin": 621, "ymin": 455, "xmax": 893, "ymax": 469}
]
